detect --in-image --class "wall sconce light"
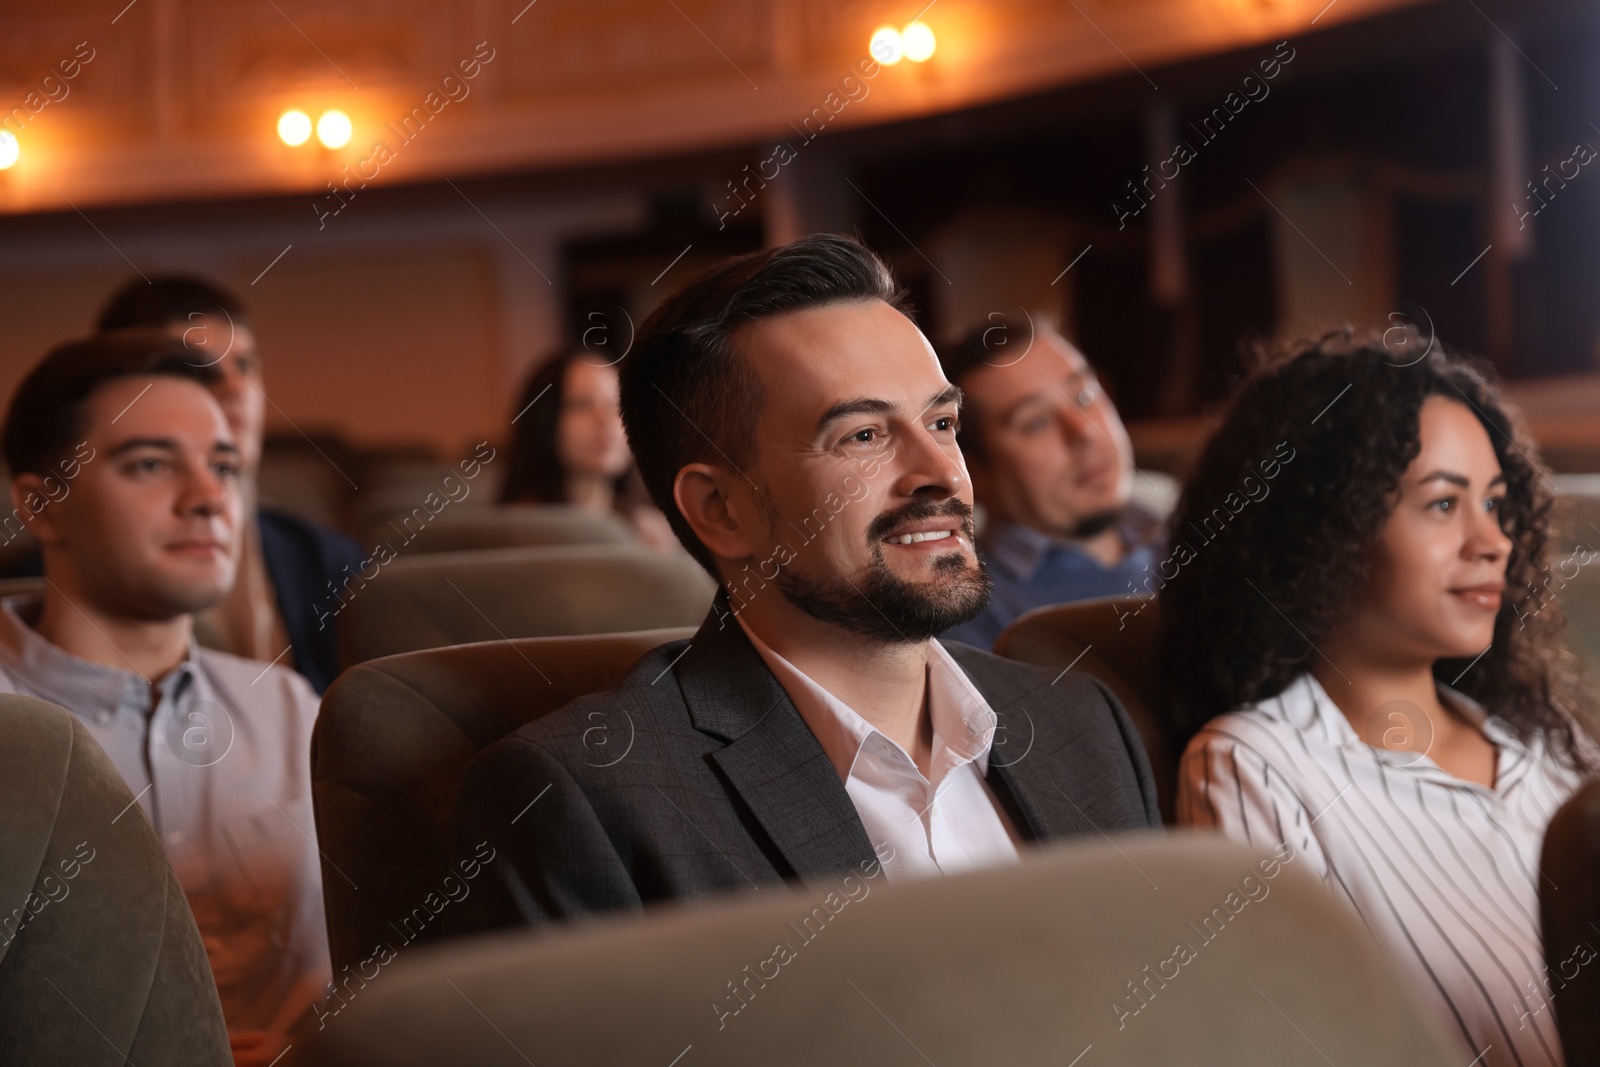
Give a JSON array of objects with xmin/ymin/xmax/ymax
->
[
  {"xmin": 901, "ymin": 22, "xmax": 936, "ymax": 62},
  {"xmin": 0, "ymin": 130, "xmax": 18, "ymax": 170},
  {"xmin": 869, "ymin": 21, "xmax": 935, "ymax": 66},
  {"xmin": 277, "ymin": 110, "xmax": 312, "ymax": 146},
  {"xmin": 278, "ymin": 108, "xmax": 352, "ymax": 149},
  {"xmin": 316, "ymin": 110, "xmax": 352, "ymax": 149}
]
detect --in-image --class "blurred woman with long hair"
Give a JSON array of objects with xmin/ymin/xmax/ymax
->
[{"xmin": 499, "ymin": 349, "xmax": 674, "ymax": 550}]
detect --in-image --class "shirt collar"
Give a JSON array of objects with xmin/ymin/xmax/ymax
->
[
  {"xmin": 734, "ymin": 615, "xmax": 999, "ymax": 785},
  {"xmin": 0, "ymin": 594, "xmax": 200, "ymax": 720},
  {"xmin": 981, "ymin": 523, "xmax": 1057, "ymax": 581},
  {"xmin": 1264, "ymin": 671, "xmax": 1531, "ymax": 776}
]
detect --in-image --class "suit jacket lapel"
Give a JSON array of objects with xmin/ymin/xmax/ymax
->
[
  {"xmin": 945, "ymin": 641, "xmax": 1098, "ymax": 842},
  {"xmin": 676, "ymin": 604, "xmax": 877, "ymax": 882}
]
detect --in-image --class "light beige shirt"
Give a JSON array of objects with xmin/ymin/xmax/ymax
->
[
  {"xmin": 0, "ymin": 595, "xmax": 329, "ymax": 1034},
  {"xmin": 736, "ymin": 617, "xmax": 1020, "ymax": 880}
]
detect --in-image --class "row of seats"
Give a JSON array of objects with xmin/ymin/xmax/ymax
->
[
  {"xmin": 17, "ymin": 599, "xmax": 1586, "ymax": 1063},
  {"xmin": 5, "ymin": 662, "xmax": 1533, "ymax": 1067},
  {"xmin": 301, "ymin": 600, "xmax": 1600, "ymax": 1064}
]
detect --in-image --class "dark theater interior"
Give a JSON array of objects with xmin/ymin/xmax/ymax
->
[{"xmin": 3, "ymin": 0, "xmax": 1600, "ymax": 1064}]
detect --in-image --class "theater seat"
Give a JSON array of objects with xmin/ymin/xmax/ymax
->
[
  {"xmin": 368, "ymin": 504, "xmax": 633, "ymax": 556},
  {"xmin": 0, "ymin": 694, "xmax": 229, "ymax": 1066},
  {"xmin": 1549, "ymin": 473, "xmax": 1600, "ymax": 552},
  {"xmin": 1556, "ymin": 561, "xmax": 1600, "ymax": 680},
  {"xmin": 994, "ymin": 594, "xmax": 1175, "ymax": 821},
  {"xmin": 311, "ymin": 627, "xmax": 695, "ymax": 978},
  {"xmin": 1539, "ymin": 777, "xmax": 1600, "ymax": 1066},
  {"xmin": 335, "ymin": 543, "xmax": 715, "ymax": 667},
  {"xmin": 295, "ymin": 833, "xmax": 1460, "ymax": 1067}
]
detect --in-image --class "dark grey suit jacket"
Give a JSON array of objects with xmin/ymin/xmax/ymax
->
[{"xmin": 449, "ymin": 605, "xmax": 1161, "ymax": 934}]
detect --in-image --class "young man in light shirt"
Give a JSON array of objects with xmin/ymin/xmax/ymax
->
[
  {"xmin": 0, "ymin": 331, "xmax": 329, "ymax": 1065},
  {"xmin": 451, "ymin": 234, "xmax": 1159, "ymax": 934}
]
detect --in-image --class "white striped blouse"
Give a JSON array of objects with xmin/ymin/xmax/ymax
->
[{"xmin": 1178, "ymin": 672, "xmax": 1593, "ymax": 1067}]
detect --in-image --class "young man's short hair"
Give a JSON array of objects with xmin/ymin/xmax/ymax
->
[
  {"xmin": 96, "ymin": 274, "xmax": 246, "ymax": 332},
  {"xmin": 619, "ymin": 233, "xmax": 909, "ymax": 577},
  {"xmin": 3, "ymin": 330, "xmax": 222, "ymax": 476}
]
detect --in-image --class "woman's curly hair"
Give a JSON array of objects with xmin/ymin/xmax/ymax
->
[{"xmin": 1160, "ymin": 328, "xmax": 1594, "ymax": 770}]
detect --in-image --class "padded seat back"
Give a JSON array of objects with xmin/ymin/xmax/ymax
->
[
  {"xmin": 368, "ymin": 504, "xmax": 633, "ymax": 556},
  {"xmin": 335, "ymin": 542, "xmax": 714, "ymax": 667},
  {"xmin": 297, "ymin": 833, "xmax": 1462, "ymax": 1067},
  {"xmin": 0, "ymin": 694, "xmax": 230, "ymax": 1065},
  {"xmin": 311, "ymin": 627, "xmax": 694, "ymax": 976},
  {"xmin": 995, "ymin": 594, "xmax": 1174, "ymax": 820},
  {"xmin": 1550, "ymin": 474, "xmax": 1600, "ymax": 552}
]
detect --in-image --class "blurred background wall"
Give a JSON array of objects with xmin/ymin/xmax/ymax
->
[{"xmin": 2, "ymin": 0, "xmax": 1597, "ymax": 464}]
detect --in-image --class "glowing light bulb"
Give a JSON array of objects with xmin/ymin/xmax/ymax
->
[
  {"xmin": 902, "ymin": 21, "xmax": 936, "ymax": 62},
  {"xmin": 870, "ymin": 25, "xmax": 903, "ymax": 65},
  {"xmin": 0, "ymin": 130, "xmax": 17, "ymax": 170},
  {"xmin": 277, "ymin": 110, "xmax": 312, "ymax": 146},
  {"xmin": 316, "ymin": 109, "xmax": 353, "ymax": 149}
]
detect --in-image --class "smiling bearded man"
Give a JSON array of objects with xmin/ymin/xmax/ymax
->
[{"xmin": 449, "ymin": 234, "xmax": 1161, "ymax": 936}]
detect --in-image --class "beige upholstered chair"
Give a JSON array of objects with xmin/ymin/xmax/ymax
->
[
  {"xmin": 1549, "ymin": 474, "xmax": 1600, "ymax": 552},
  {"xmin": 366, "ymin": 504, "xmax": 633, "ymax": 557},
  {"xmin": 296, "ymin": 833, "xmax": 1460, "ymax": 1067},
  {"xmin": 995, "ymin": 594, "xmax": 1175, "ymax": 821},
  {"xmin": 0, "ymin": 694, "xmax": 230, "ymax": 1065},
  {"xmin": 334, "ymin": 543, "xmax": 714, "ymax": 667},
  {"xmin": 1554, "ymin": 561, "xmax": 1600, "ymax": 680},
  {"xmin": 311, "ymin": 628, "xmax": 694, "ymax": 977}
]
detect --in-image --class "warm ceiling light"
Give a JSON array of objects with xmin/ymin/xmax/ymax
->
[
  {"xmin": 902, "ymin": 21, "xmax": 936, "ymax": 62},
  {"xmin": 0, "ymin": 130, "xmax": 17, "ymax": 170},
  {"xmin": 277, "ymin": 110, "xmax": 312, "ymax": 146},
  {"xmin": 870, "ymin": 25, "xmax": 903, "ymax": 65},
  {"xmin": 316, "ymin": 109, "xmax": 353, "ymax": 149}
]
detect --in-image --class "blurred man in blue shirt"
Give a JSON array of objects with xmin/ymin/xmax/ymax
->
[{"xmin": 937, "ymin": 318, "xmax": 1164, "ymax": 648}]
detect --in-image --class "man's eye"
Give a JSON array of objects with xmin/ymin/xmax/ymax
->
[
  {"xmin": 849, "ymin": 429, "xmax": 877, "ymax": 444},
  {"xmin": 214, "ymin": 462, "xmax": 240, "ymax": 479},
  {"xmin": 932, "ymin": 416, "xmax": 958, "ymax": 433}
]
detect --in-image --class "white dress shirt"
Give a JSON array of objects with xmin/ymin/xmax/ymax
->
[
  {"xmin": 736, "ymin": 617, "xmax": 1020, "ymax": 880},
  {"xmin": 0, "ymin": 595, "xmax": 330, "ymax": 1035},
  {"xmin": 1179, "ymin": 671, "xmax": 1594, "ymax": 1067}
]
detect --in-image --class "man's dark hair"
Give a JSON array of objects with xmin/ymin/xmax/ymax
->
[
  {"xmin": 3, "ymin": 330, "xmax": 222, "ymax": 475},
  {"xmin": 96, "ymin": 274, "xmax": 247, "ymax": 332},
  {"xmin": 619, "ymin": 233, "xmax": 909, "ymax": 577}
]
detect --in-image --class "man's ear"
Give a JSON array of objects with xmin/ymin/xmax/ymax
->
[
  {"xmin": 8, "ymin": 474, "xmax": 66, "ymax": 547},
  {"xmin": 673, "ymin": 462, "xmax": 766, "ymax": 567}
]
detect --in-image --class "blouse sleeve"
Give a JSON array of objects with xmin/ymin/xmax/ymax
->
[{"xmin": 1177, "ymin": 725, "xmax": 1332, "ymax": 884}]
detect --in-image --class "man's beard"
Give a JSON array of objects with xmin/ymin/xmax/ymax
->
[
  {"xmin": 770, "ymin": 498, "xmax": 992, "ymax": 644},
  {"xmin": 1070, "ymin": 507, "xmax": 1122, "ymax": 540}
]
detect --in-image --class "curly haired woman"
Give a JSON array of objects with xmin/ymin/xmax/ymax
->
[{"xmin": 1165, "ymin": 329, "xmax": 1597, "ymax": 1067}]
